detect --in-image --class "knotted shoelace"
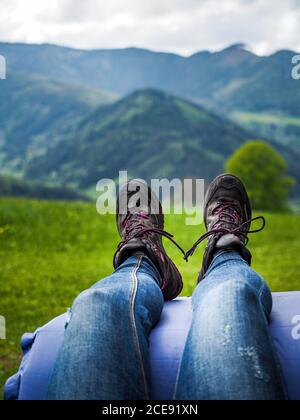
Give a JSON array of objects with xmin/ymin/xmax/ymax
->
[
  {"xmin": 114, "ymin": 212, "xmax": 185, "ymax": 262},
  {"xmin": 184, "ymin": 203, "xmax": 266, "ymax": 262}
]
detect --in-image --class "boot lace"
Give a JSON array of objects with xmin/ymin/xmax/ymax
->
[
  {"xmin": 114, "ymin": 212, "xmax": 185, "ymax": 262},
  {"xmin": 184, "ymin": 203, "xmax": 266, "ymax": 262}
]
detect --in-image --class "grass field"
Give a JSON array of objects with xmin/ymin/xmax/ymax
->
[{"xmin": 1, "ymin": 198, "xmax": 300, "ymax": 398}]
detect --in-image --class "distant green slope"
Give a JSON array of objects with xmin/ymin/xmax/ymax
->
[
  {"xmin": 0, "ymin": 71, "xmax": 115, "ymax": 175},
  {"xmin": 215, "ymin": 51, "xmax": 300, "ymax": 116},
  {"xmin": 231, "ymin": 111, "xmax": 300, "ymax": 153},
  {"xmin": 25, "ymin": 89, "xmax": 300, "ymax": 196},
  {"xmin": 0, "ymin": 175, "xmax": 89, "ymax": 201},
  {"xmin": 25, "ymin": 89, "xmax": 253, "ymax": 188}
]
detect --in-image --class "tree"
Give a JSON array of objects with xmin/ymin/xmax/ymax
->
[{"xmin": 226, "ymin": 141, "xmax": 295, "ymax": 211}]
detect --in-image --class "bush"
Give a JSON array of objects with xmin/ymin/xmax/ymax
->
[{"xmin": 226, "ymin": 141, "xmax": 295, "ymax": 211}]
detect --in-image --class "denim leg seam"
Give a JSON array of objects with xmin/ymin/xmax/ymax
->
[
  {"xmin": 257, "ymin": 282, "xmax": 289, "ymax": 399},
  {"xmin": 172, "ymin": 346, "xmax": 185, "ymax": 400},
  {"xmin": 258, "ymin": 281, "xmax": 266, "ymax": 301},
  {"xmin": 258, "ymin": 283, "xmax": 266, "ymax": 312},
  {"xmin": 129, "ymin": 256, "xmax": 150, "ymax": 400},
  {"xmin": 172, "ymin": 316, "xmax": 191, "ymax": 400},
  {"xmin": 257, "ymin": 280, "xmax": 273, "ymax": 319}
]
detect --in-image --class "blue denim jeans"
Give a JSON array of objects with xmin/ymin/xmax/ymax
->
[{"xmin": 47, "ymin": 252, "xmax": 287, "ymax": 400}]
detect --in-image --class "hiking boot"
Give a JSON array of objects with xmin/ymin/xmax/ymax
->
[
  {"xmin": 113, "ymin": 179, "xmax": 184, "ymax": 301},
  {"xmin": 184, "ymin": 174, "xmax": 266, "ymax": 283}
]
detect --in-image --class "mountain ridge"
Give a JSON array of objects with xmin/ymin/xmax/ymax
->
[
  {"xmin": 0, "ymin": 43, "xmax": 299, "ymax": 197},
  {"xmin": 2, "ymin": 42, "xmax": 298, "ymax": 123},
  {"xmin": 25, "ymin": 89, "xmax": 300, "ymax": 194}
]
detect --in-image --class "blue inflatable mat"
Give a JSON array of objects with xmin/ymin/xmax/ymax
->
[{"xmin": 4, "ymin": 292, "xmax": 300, "ymax": 400}]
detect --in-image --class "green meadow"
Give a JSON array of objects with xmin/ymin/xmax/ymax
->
[
  {"xmin": 232, "ymin": 111, "xmax": 300, "ymax": 127},
  {"xmin": 1, "ymin": 197, "xmax": 300, "ymax": 397}
]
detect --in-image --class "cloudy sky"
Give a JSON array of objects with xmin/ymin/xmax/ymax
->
[{"xmin": 0, "ymin": 0, "xmax": 299, "ymax": 56}]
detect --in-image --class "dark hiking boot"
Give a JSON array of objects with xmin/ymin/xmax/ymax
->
[
  {"xmin": 113, "ymin": 179, "xmax": 184, "ymax": 301},
  {"xmin": 184, "ymin": 174, "xmax": 266, "ymax": 283}
]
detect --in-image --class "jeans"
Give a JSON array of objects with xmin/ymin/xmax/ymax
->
[{"xmin": 47, "ymin": 252, "xmax": 287, "ymax": 400}]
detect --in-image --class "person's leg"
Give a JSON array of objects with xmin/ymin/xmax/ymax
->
[
  {"xmin": 175, "ymin": 251, "xmax": 288, "ymax": 400},
  {"xmin": 48, "ymin": 179, "xmax": 184, "ymax": 400},
  {"xmin": 48, "ymin": 256, "xmax": 164, "ymax": 400},
  {"xmin": 177, "ymin": 174, "xmax": 288, "ymax": 400}
]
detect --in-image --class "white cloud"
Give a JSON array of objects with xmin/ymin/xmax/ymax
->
[{"xmin": 0, "ymin": 0, "xmax": 299, "ymax": 55}]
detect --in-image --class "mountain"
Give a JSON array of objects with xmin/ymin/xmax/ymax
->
[
  {"xmin": 0, "ymin": 71, "xmax": 115, "ymax": 174},
  {"xmin": 0, "ymin": 175, "xmax": 90, "ymax": 201},
  {"xmin": 214, "ymin": 50, "xmax": 300, "ymax": 114},
  {"xmin": 1, "ymin": 42, "xmax": 299, "ymax": 152},
  {"xmin": 215, "ymin": 50, "xmax": 300, "ymax": 153},
  {"xmin": 0, "ymin": 42, "xmax": 265, "ymax": 100},
  {"xmin": 0, "ymin": 43, "xmax": 297, "ymax": 111},
  {"xmin": 25, "ymin": 89, "xmax": 300, "ymax": 195}
]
